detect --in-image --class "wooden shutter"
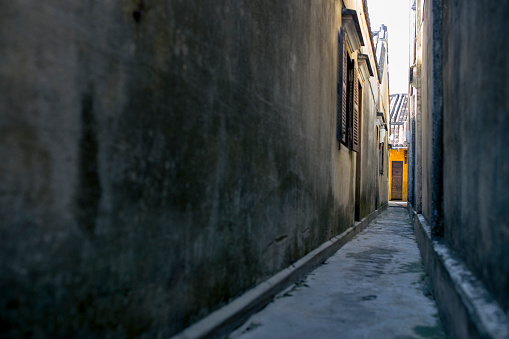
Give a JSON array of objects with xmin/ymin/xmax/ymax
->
[
  {"xmin": 352, "ymin": 67, "xmax": 360, "ymax": 152},
  {"xmin": 337, "ymin": 29, "xmax": 348, "ymax": 146}
]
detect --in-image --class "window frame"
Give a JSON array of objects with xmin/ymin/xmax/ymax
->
[{"xmin": 337, "ymin": 29, "xmax": 360, "ymax": 153}]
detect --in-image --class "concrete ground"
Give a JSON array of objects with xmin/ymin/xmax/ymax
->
[{"xmin": 229, "ymin": 205, "xmax": 447, "ymax": 339}]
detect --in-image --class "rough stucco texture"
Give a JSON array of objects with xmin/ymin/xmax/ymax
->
[
  {"xmin": 420, "ymin": 0, "xmax": 434, "ymax": 227},
  {"xmin": 0, "ymin": 1, "xmax": 359, "ymax": 337},
  {"xmin": 359, "ymin": 83, "xmax": 377, "ymax": 219},
  {"xmin": 442, "ymin": 0, "xmax": 509, "ymax": 312}
]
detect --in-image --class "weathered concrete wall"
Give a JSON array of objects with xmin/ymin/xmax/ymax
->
[
  {"xmin": 420, "ymin": 0, "xmax": 433, "ymax": 226},
  {"xmin": 0, "ymin": 1, "xmax": 373, "ymax": 337},
  {"xmin": 409, "ymin": 0, "xmax": 423, "ymax": 214},
  {"xmin": 353, "ymin": 0, "xmax": 387, "ymax": 221},
  {"xmin": 420, "ymin": 0, "xmax": 444, "ymax": 235},
  {"xmin": 442, "ymin": 0, "xmax": 509, "ymax": 312},
  {"xmin": 358, "ymin": 80, "xmax": 377, "ymax": 219},
  {"xmin": 378, "ymin": 36, "xmax": 390, "ymax": 208},
  {"xmin": 379, "ymin": 140, "xmax": 390, "ymax": 206},
  {"xmin": 407, "ymin": 93, "xmax": 415, "ymax": 206},
  {"xmin": 378, "ymin": 110, "xmax": 390, "ymax": 207}
]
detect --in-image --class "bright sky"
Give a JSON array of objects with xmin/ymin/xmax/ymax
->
[{"xmin": 367, "ymin": 0, "xmax": 410, "ymax": 95}]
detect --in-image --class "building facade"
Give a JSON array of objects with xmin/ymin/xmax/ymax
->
[
  {"xmin": 408, "ymin": 0, "xmax": 509, "ymax": 336},
  {"xmin": 370, "ymin": 23, "xmax": 391, "ymax": 214},
  {"xmin": 388, "ymin": 94, "xmax": 409, "ymax": 201},
  {"xmin": 0, "ymin": 1, "xmax": 389, "ymax": 337}
]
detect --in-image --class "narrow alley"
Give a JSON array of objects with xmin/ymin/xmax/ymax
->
[
  {"xmin": 2, "ymin": 0, "xmax": 509, "ymax": 338},
  {"xmin": 229, "ymin": 205, "xmax": 446, "ymax": 339}
]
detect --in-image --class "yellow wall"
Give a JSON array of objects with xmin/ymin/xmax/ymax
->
[{"xmin": 389, "ymin": 149, "xmax": 408, "ymax": 201}]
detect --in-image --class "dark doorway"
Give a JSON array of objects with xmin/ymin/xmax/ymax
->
[{"xmin": 391, "ymin": 161, "xmax": 403, "ymax": 200}]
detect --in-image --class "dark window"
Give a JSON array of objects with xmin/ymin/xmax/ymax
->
[
  {"xmin": 337, "ymin": 29, "xmax": 360, "ymax": 152},
  {"xmin": 337, "ymin": 29, "xmax": 348, "ymax": 146}
]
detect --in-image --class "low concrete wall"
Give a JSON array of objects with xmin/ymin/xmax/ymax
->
[
  {"xmin": 409, "ymin": 204, "xmax": 509, "ymax": 339},
  {"xmin": 173, "ymin": 203, "xmax": 388, "ymax": 339}
]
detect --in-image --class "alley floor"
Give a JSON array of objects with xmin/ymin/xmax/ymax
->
[{"xmin": 229, "ymin": 205, "xmax": 447, "ymax": 339}]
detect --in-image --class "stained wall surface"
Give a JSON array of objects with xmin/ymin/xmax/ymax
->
[
  {"xmin": 358, "ymin": 83, "xmax": 378, "ymax": 219},
  {"xmin": 0, "ymin": 1, "xmax": 387, "ymax": 337},
  {"xmin": 420, "ymin": 0, "xmax": 434, "ymax": 225},
  {"xmin": 441, "ymin": 0, "xmax": 509, "ymax": 312},
  {"xmin": 377, "ymin": 39, "xmax": 390, "ymax": 209}
]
